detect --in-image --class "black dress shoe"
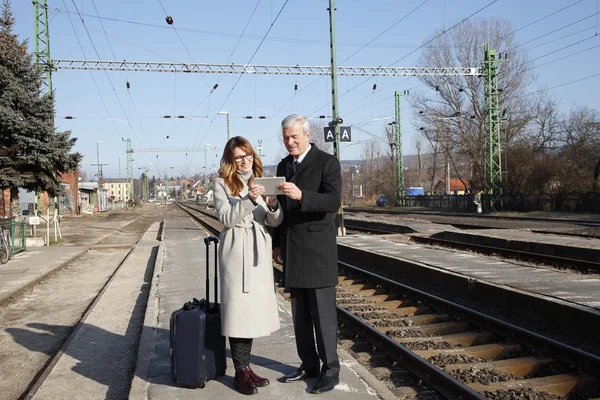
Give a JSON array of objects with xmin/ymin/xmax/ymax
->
[
  {"xmin": 310, "ymin": 375, "xmax": 339, "ymax": 394},
  {"xmin": 278, "ymin": 368, "xmax": 320, "ymax": 383}
]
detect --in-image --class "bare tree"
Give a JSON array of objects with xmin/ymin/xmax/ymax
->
[
  {"xmin": 411, "ymin": 18, "xmax": 536, "ymax": 191},
  {"xmin": 556, "ymin": 106, "xmax": 600, "ymax": 192}
]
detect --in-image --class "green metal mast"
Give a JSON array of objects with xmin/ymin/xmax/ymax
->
[
  {"xmin": 328, "ymin": 0, "xmax": 344, "ymax": 235},
  {"xmin": 33, "ymin": 0, "xmax": 53, "ymax": 94},
  {"xmin": 123, "ymin": 138, "xmax": 134, "ymax": 204},
  {"xmin": 394, "ymin": 90, "xmax": 408, "ymax": 206},
  {"xmin": 483, "ymin": 44, "xmax": 503, "ymax": 210}
]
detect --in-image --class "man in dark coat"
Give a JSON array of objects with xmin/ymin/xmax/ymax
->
[{"xmin": 273, "ymin": 114, "xmax": 342, "ymax": 394}]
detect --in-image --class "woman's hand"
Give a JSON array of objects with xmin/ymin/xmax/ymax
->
[{"xmin": 248, "ymin": 184, "xmax": 265, "ymax": 202}]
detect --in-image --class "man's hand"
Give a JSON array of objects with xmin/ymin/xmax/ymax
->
[
  {"xmin": 264, "ymin": 195, "xmax": 278, "ymax": 209},
  {"xmin": 277, "ymin": 182, "xmax": 302, "ymax": 201},
  {"xmin": 272, "ymin": 247, "xmax": 283, "ymax": 264}
]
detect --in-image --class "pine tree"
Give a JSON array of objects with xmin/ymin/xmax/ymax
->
[{"xmin": 0, "ymin": 0, "xmax": 81, "ymax": 218}]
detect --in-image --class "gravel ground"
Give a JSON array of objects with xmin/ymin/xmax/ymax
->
[
  {"xmin": 401, "ymin": 340, "xmax": 456, "ymax": 351},
  {"xmin": 427, "ymin": 354, "xmax": 486, "ymax": 367},
  {"xmin": 386, "ymin": 328, "xmax": 431, "ymax": 338},
  {"xmin": 483, "ymin": 388, "xmax": 559, "ymax": 400},
  {"xmin": 450, "ymin": 367, "xmax": 515, "ymax": 385}
]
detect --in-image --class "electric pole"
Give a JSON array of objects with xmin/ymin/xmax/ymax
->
[
  {"xmin": 33, "ymin": 0, "xmax": 52, "ymax": 94},
  {"xmin": 122, "ymin": 138, "xmax": 134, "ymax": 206},
  {"xmin": 483, "ymin": 44, "xmax": 503, "ymax": 210},
  {"xmin": 394, "ymin": 90, "xmax": 408, "ymax": 206},
  {"xmin": 328, "ymin": 0, "xmax": 344, "ymax": 235}
]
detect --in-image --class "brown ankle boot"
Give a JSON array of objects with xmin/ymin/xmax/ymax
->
[
  {"xmin": 234, "ymin": 368, "xmax": 258, "ymax": 395},
  {"xmin": 245, "ymin": 366, "xmax": 270, "ymax": 387}
]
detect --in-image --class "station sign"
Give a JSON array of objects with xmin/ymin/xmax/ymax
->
[{"xmin": 323, "ymin": 126, "xmax": 352, "ymax": 142}]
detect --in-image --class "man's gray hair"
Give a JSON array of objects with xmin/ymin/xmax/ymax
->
[{"xmin": 281, "ymin": 114, "xmax": 310, "ymax": 135}]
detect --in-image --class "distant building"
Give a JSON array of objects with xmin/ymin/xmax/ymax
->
[
  {"xmin": 434, "ymin": 178, "xmax": 471, "ymax": 195},
  {"xmin": 102, "ymin": 179, "xmax": 131, "ymax": 203}
]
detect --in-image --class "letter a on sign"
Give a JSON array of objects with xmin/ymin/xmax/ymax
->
[
  {"xmin": 323, "ymin": 127, "xmax": 335, "ymax": 143},
  {"xmin": 340, "ymin": 126, "xmax": 352, "ymax": 142}
]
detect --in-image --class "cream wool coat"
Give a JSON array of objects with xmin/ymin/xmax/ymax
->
[{"xmin": 213, "ymin": 177, "xmax": 283, "ymax": 338}]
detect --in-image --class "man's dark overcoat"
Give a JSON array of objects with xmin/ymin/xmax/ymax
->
[{"xmin": 273, "ymin": 144, "xmax": 342, "ymax": 288}]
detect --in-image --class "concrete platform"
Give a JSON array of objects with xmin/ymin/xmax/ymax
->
[
  {"xmin": 430, "ymin": 228, "xmax": 600, "ymax": 263},
  {"xmin": 131, "ymin": 216, "xmax": 395, "ymax": 400},
  {"xmin": 345, "ymin": 217, "xmax": 459, "ymax": 235},
  {"xmin": 0, "ymin": 246, "xmax": 89, "ymax": 305}
]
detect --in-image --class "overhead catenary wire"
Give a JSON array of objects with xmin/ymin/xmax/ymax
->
[
  {"xmin": 516, "ymin": 24, "xmax": 597, "ymax": 54},
  {"xmin": 308, "ymin": 0, "xmax": 499, "ymax": 117},
  {"xmin": 508, "ymin": 0, "xmax": 584, "ymax": 36},
  {"xmin": 188, "ymin": 0, "xmax": 291, "ymax": 169},
  {"xmin": 339, "ymin": 0, "xmax": 429, "ymax": 65},
  {"xmin": 69, "ymin": 0, "xmax": 149, "ymax": 156},
  {"xmin": 175, "ymin": 0, "xmax": 262, "ymax": 156},
  {"xmin": 156, "ymin": 0, "xmax": 209, "ymax": 90},
  {"xmin": 90, "ymin": 0, "xmax": 152, "ymax": 156},
  {"xmin": 250, "ymin": 1, "xmax": 433, "ymax": 139},
  {"xmin": 51, "ymin": 7, "xmax": 480, "ymax": 50},
  {"xmin": 514, "ymin": 12, "xmax": 600, "ymax": 51},
  {"xmin": 61, "ymin": 0, "xmax": 123, "ymax": 138}
]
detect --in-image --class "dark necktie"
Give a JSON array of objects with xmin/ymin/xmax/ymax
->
[{"xmin": 293, "ymin": 160, "xmax": 300, "ymax": 173}]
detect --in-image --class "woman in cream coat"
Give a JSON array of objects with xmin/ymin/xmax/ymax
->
[{"xmin": 213, "ymin": 136, "xmax": 283, "ymax": 396}]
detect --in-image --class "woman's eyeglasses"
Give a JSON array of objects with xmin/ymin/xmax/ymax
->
[{"xmin": 234, "ymin": 154, "xmax": 254, "ymax": 163}]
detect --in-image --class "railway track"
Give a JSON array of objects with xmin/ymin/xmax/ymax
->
[
  {"xmin": 0, "ymin": 210, "xmax": 162, "ymax": 400},
  {"xmin": 343, "ymin": 218, "xmax": 600, "ymax": 273},
  {"xmin": 176, "ymin": 202, "xmax": 600, "ymax": 399}
]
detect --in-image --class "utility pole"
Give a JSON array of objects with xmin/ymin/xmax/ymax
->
[
  {"xmin": 122, "ymin": 138, "xmax": 134, "ymax": 206},
  {"xmin": 328, "ymin": 0, "xmax": 344, "ymax": 236},
  {"xmin": 33, "ymin": 0, "xmax": 52, "ymax": 94},
  {"xmin": 483, "ymin": 44, "xmax": 503, "ymax": 210},
  {"xmin": 218, "ymin": 111, "xmax": 230, "ymax": 140},
  {"xmin": 394, "ymin": 90, "xmax": 408, "ymax": 205}
]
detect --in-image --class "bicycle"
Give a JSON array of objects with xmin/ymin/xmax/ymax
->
[{"xmin": 0, "ymin": 225, "xmax": 11, "ymax": 264}]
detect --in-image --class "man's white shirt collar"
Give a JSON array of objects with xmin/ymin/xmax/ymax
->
[{"xmin": 295, "ymin": 144, "xmax": 311, "ymax": 164}]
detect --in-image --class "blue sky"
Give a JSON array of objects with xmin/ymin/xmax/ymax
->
[{"xmin": 11, "ymin": 0, "xmax": 600, "ymax": 180}]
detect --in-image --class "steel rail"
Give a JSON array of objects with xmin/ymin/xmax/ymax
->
[
  {"xmin": 336, "ymin": 307, "xmax": 486, "ymax": 399},
  {"xmin": 339, "ymin": 260, "xmax": 600, "ymax": 374}
]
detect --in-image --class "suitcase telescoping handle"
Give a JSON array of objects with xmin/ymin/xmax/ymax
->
[{"xmin": 203, "ymin": 236, "xmax": 219, "ymax": 304}]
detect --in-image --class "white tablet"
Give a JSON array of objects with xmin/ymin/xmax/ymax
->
[{"xmin": 253, "ymin": 177, "xmax": 286, "ymax": 195}]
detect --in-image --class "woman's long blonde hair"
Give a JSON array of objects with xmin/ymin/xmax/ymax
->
[{"xmin": 219, "ymin": 136, "xmax": 263, "ymax": 196}]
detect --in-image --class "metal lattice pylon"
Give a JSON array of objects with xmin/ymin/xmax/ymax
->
[
  {"xmin": 483, "ymin": 44, "xmax": 503, "ymax": 209},
  {"xmin": 394, "ymin": 90, "xmax": 409, "ymax": 206},
  {"xmin": 33, "ymin": 0, "xmax": 53, "ymax": 94}
]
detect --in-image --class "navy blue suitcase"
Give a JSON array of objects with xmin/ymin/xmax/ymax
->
[{"xmin": 170, "ymin": 236, "xmax": 227, "ymax": 388}]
